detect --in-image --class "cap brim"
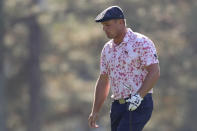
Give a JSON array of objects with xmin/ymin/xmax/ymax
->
[{"xmin": 95, "ymin": 17, "xmax": 124, "ymax": 23}]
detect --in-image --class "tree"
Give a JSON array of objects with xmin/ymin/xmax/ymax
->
[
  {"xmin": 0, "ymin": 0, "xmax": 7, "ymax": 130},
  {"xmin": 27, "ymin": 0, "xmax": 43, "ymax": 130},
  {"xmin": 27, "ymin": 15, "xmax": 43, "ymax": 131}
]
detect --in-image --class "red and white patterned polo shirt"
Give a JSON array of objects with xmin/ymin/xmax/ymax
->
[{"xmin": 100, "ymin": 28, "xmax": 159, "ymax": 100}]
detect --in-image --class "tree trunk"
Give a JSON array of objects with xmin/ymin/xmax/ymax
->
[
  {"xmin": 0, "ymin": 0, "xmax": 7, "ymax": 130},
  {"xmin": 27, "ymin": 15, "xmax": 42, "ymax": 131}
]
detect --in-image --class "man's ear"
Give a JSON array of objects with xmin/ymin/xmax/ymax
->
[
  {"xmin": 120, "ymin": 19, "xmax": 125, "ymax": 25},
  {"xmin": 115, "ymin": 19, "xmax": 124, "ymax": 25}
]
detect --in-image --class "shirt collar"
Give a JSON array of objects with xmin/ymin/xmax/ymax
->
[{"xmin": 112, "ymin": 28, "xmax": 136, "ymax": 47}]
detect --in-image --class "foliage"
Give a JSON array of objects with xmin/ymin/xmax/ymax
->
[{"xmin": 1, "ymin": 0, "xmax": 197, "ymax": 130}]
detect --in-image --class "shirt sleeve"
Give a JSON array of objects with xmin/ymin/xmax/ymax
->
[
  {"xmin": 139, "ymin": 38, "xmax": 159, "ymax": 67},
  {"xmin": 100, "ymin": 47, "xmax": 108, "ymax": 75}
]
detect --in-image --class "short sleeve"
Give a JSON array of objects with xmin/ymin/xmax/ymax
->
[
  {"xmin": 100, "ymin": 47, "xmax": 108, "ymax": 74},
  {"xmin": 139, "ymin": 38, "xmax": 159, "ymax": 67}
]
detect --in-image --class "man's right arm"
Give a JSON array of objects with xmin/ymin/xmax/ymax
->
[{"xmin": 88, "ymin": 74, "xmax": 110, "ymax": 128}]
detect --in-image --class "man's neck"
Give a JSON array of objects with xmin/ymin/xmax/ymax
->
[{"xmin": 113, "ymin": 28, "xmax": 127, "ymax": 45}]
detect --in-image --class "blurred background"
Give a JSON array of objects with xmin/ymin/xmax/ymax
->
[{"xmin": 0, "ymin": 0, "xmax": 197, "ymax": 131}]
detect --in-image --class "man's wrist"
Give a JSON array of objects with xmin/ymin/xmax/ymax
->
[
  {"xmin": 135, "ymin": 93, "xmax": 143, "ymax": 100},
  {"xmin": 136, "ymin": 92, "xmax": 145, "ymax": 99},
  {"xmin": 91, "ymin": 110, "xmax": 99, "ymax": 115}
]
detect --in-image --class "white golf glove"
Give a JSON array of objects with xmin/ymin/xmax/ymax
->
[{"xmin": 126, "ymin": 93, "xmax": 143, "ymax": 111}]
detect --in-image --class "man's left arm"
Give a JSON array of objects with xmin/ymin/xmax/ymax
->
[
  {"xmin": 126, "ymin": 63, "xmax": 160, "ymax": 111},
  {"xmin": 137, "ymin": 63, "xmax": 160, "ymax": 98}
]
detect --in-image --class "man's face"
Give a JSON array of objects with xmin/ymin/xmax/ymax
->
[{"xmin": 101, "ymin": 19, "xmax": 122, "ymax": 39}]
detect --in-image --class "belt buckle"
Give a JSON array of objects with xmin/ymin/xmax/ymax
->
[{"xmin": 119, "ymin": 99, "xmax": 125, "ymax": 104}]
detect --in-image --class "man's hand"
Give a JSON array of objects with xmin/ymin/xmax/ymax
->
[
  {"xmin": 126, "ymin": 94, "xmax": 143, "ymax": 111},
  {"xmin": 88, "ymin": 112, "xmax": 99, "ymax": 128}
]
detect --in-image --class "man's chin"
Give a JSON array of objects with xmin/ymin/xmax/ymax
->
[{"xmin": 106, "ymin": 34, "xmax": 113, "ymax": 39}]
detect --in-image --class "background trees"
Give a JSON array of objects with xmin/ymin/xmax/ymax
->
[{"xmin": 1, "ymin": 0, "xmax": 197, "ymax": 131}]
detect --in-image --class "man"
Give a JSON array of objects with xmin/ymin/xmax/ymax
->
[{"xmin": 88, "ymin": 5, "xmax": 160, "ymax": 131}]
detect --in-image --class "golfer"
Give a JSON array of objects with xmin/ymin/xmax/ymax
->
[{"xmin": 88, "ymin": 5, "xmax": 160, "ymax": 131}]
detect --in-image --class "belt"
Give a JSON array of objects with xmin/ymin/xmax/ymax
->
[
  {"xmin": 114, "ymin": 97, "xmax": 130, "ymax": 104},
  {"xmin": 113, "ymin": 93, "xmax": 152, "ymax": 104}
]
